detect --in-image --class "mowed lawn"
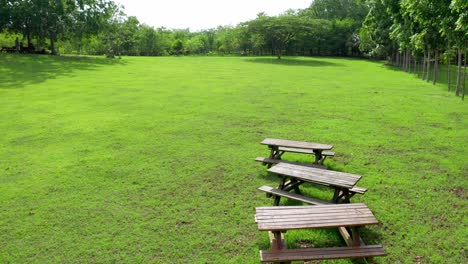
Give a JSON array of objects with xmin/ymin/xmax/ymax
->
[{"xmin": 0, "ymin": 55, "xmax": 466, "ymax": 263}]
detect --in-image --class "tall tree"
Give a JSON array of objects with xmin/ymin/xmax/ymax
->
[{"xmin": 247, "ymin": 13, "xmax": 307, "ymax": 59}]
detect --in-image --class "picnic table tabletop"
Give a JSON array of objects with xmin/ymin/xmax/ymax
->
[
  {"xmin": 255, "ymin": 203, "xmax": 378, "ymax": 231},
  {"xmin": 261, "ymin": 138, "xmax": 333, "ymax": 150},
  {"xmin": 268, "ymin": 162, "xmax": 361, "ymax": 189}
]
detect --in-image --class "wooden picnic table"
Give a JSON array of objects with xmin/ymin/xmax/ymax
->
[
  {"xmin": 259, "ymin": 138, "xmax": 334, "ymax": 166},
  {"xmin": 255, "ymin": 203, "xmax": 386, "ymax": 262},
  {"xmin": 267, "ymin": 162, "xmax": 363, "ymax": 204}
]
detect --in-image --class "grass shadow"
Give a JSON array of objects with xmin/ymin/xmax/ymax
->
[
  {"xmin": 0, "ymin": 54, "xmax": 127, "ymax": 89},
  {"xmin": 246, "ymin": 57, "xmax": 344, "ymax": 67},
  {"xmin": 382, "ymin": 62, "xmax": 467, "ymax": 93}
]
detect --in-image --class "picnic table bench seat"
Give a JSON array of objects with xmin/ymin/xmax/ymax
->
[
  {"xmin": 258, "ymin": 185, "xmax": 366, "ymax": 205},
  {"xmin": 258, "ymin": 185, "xmax": 330, "ymax": 205},
  {"xmin": 255, "ymin": 156, "xmax": 326, "ymax": 170},
  {"xmin": 260, "ymin": 245, "xmax": 386, "ymax": 262},
  {"xmin": 277, "ymin": 146, "xmax": 335, "ymax": 156}
]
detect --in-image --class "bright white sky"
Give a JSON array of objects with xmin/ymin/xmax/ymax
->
[{"xmin": 114, "ymin": 0, "xmax": 312, "ymax": 31}]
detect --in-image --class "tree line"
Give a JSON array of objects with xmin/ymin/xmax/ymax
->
[
  {"xmin": 0, "ymin": 0, "xmax": 369, "ymax": 58},
  {"xmin": 360, "ymin": 0, "xmax": 467, "ymax": 98}
]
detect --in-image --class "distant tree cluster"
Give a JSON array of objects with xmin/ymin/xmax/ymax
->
[
  {"xmin": 0, "ymin": 0, "xmax": 370, "ymax": 58},
  {"xmin": 0, "ymin": 0, "xmax": 118, "ymax": 55},
  {"xmin": 360, "ymin": 0, "xmax": 467, "ymax": 98}
]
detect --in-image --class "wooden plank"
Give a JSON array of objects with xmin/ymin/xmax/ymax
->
[
  {"xmin": 257, "ymin": 220, "xmax": 377, "ymax": 231},
  {"xmin": 350, "ymin": 186, "xmax": 367, "ymax": 194},
  {"xmin": 278, "ymin": 147, "xmax": 314, "ymax": 154},
  {"xmin": 255, "ymin": 157, "xmax": 327, "ymax": 169},
  {"xmin": 255, "ymin": 213, "xmax": 376, "ymax": 221},
  {"xmin": 256, "ymin": 207, "xmax": 374, "ymax": 217},
  {"xmin": 256, "ymin": 203, "xmax": 369, "ymax": 212},
  {"xmin": 258, "ymin": 186, "xmax": 330, "ymax": 205},
  {"xmin": 255, "ymin": 204, "xmax": 379, "ymax": 231},
  {"xmin": 338, "ymin": 226, "xmax": 355, "ymax": 247},
  {"xmin": 278, "ymin": 147, "xmax": 336, "ymax": 157},
  {"xmin": 268, "ymin": 163, "xmax": 361, "ymax": 189},
  {"xmin": 257, "ymin": 187, "xmax": 364, "ymax": 248},
  {"xmin": 256, "ymin": 190, "xmax": 367, "ymax": 250},
  {"xmin": 260, "ymin": 245, "xmax": 387, "ymax": 262},
  {"xmin": 261, "ymin": 138, "xmax": 333, "ymax": 150},
  {"xmin": 271, "ymin": 163, "xmax": 361, "ymax": 183}
]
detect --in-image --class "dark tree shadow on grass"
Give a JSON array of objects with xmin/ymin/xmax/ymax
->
[
  {"xmin": 381, "ymin": 62, "xmax": 466, "ymax": 93},
  {"xmin": 0, "ymin": 54, "xmax": 127, "ymax": 89},
  {"xmin": 246, "ymin": 57, "xmax": 344, "ymax": 67}
]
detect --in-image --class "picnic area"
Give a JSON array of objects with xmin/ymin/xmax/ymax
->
[{"xmin": 0, "ymin": 55, "xmax": 466, "ymax": 263}]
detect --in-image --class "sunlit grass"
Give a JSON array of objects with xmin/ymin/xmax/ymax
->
[{"xmin": 0, "ymin": 54, "xmax": 466, "ymax": 263}]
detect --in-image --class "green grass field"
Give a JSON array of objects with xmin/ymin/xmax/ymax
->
[{"xmin": 0, "ymin": 54, "xmax": 466, "ymax": 263}]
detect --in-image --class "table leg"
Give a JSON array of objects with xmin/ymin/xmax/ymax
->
[
  {"xmin": 271, "ymin": 231, "xmax": 286, "ymax": 251},
  {"xmin": 270, "ymin": 231, "xmax": 290, "ymax": 264},
  {"xmin": 282, "ymin": 179, "xmax": 303, "ymax": 193},
  {"xmin": 267, "ymin": 145, "xmax": 282, "ymax": 168},
  {"xmin": 312, "ymin": 149, "xmax": 323, "ymax": 164},
  {"xmin": 350, "ymin": 227, "xmax": 361, "ymax": 246},
  {"xmin": 332, "ymin": 189, "xmax": 340, "ymax": 203},
  {"xmin": 274, "ymin": 177, "xmax": 287, "ymax": 205},
  {"xmin": 332, "ymin": 188, "xmax": 351, "ymax": 203},
  {"xmin": 268, "ymin": 146, "xmax": 280, "ymax": 159}
]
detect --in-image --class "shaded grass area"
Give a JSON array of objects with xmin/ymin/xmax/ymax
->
[
  {"xmin": 0, "ymin": 55, "xmax": 124, "ymax": 89},
  {"xmin": 384, "ymin": 62, "xmax": 467, "ymax": 94},
  {"xmin": 0, "ymin": 54, "xmax": 466, "ymax": 263},
  {"xmin": 246, "ymin": 57, "xmax": 343, "ymax": 67}
]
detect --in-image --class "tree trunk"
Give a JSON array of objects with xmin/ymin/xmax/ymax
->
[
  {"xmin": 448, "ymin": 43, "xmax": 451, "ymax": 92},
  {"xmin": 402, "ymin": 51, "xmax": 406, "ymax": 70},
  {"xmin": 15, "ymin": 37, "xmax": 19, "ymax": 52},
  {"xmin": 406, "ymin": 50, "xmax": 410, "ymax": 71},
  {"xmin": 463, "ymin": 49, "xmax": 466, "ymax": 100},
  {"xmin": 399, "ymin": 51, "xmax": 402, "ymax": 68},
  {"xmin": 408, "ymin": 53, "xmax": 412, "ymax": 73},
  {"xmin": 401, "ymin": 52, "xmax": 404, "ymax": 68},
  {"xmin": 433, "ymin": 50, "xmax": 439, "ymax": 85},
  {"xmin": 403, "ymin": 50, "xmax": 408, "ymax": 71},
  {"xmin": 414, "ymin": 57, "xmax": 418, "ymax": 76},
  {"xmin": 426, "ymin": 47, "xmax": 431, "ymax": 82},
  {"xmin": 422, "ymin": 52, "xmax": 426, "ymax": 80},
  {"xmin": 456, "ymin": 48, "xmax": 462, "ymax": 96}
]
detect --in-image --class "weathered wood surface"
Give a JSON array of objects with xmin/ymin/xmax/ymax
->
[
  {"xmin": 258, "ymin": 186, "xmax": 366, "ymax": 247},
  {"xmin": 255, "ymin": 157, "xmax": 326, "ymax": 169},
  {"xmin": 259, "ymin": 245, "xmax": 386, "ymax": 262},
  {"xmin": 261, "ymin": 138, "xmax": 333, "ymax": 150},
  {"xmin": 258, "ymin": 186, "xmax": 330, "ymax": 205},
  {"xmin": 350, "ymin": 186, "xmax": 367, "ymax": 194},
  {"xmin": 255, "ymin": 204, "xmax": 378, "ymax": 231},
  {"xmin": 268, "ymin": 163, "xmax": 361, "ymax": 189},
  {"xmin": 278, "ymin": 147, "xmax": 335, "ymax": 157}
]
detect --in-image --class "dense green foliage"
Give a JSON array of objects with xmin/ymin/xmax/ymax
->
[
  {"xmin": 0, "ymin": 54, "xmax": 466, "ymax": 263},
  {"xmin": 360, "ymin": 0, "xmax": 467, "ymax": 97},
  {"xmin": 0, "ymin": 0, "xmax": 117, "ymax": 54},
  {"xmin": 1, "ymin": 0, "xmax": 370, "ymax": 57}
]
